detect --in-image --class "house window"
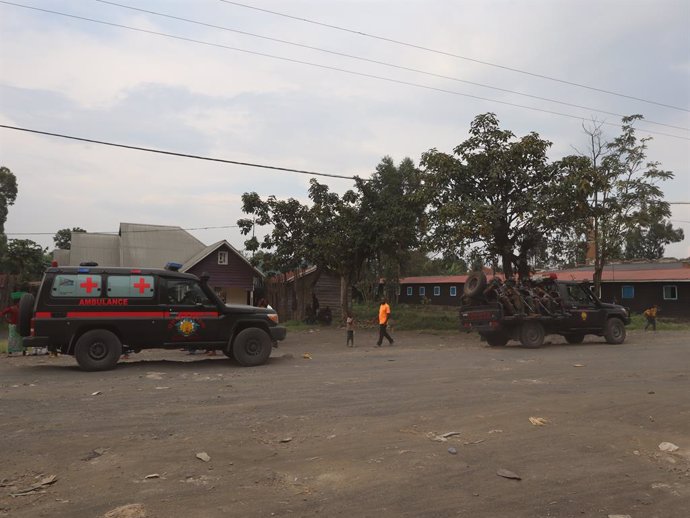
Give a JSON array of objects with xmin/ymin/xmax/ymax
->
[
  {"xmin": 450, "ymin": 286, "xmax": 457, "ymax": 297},
  {"xmin": 663, "ymin": 285, "xmax": 678, "ymax": 300},
  {"xmin": 433, "ymin": 286, "xmax": 440, "ymax": 296},
  {"xmin": 218, "ymin": 250, "xmax": 229, "ymax": 265},
  {"xmin": 621, "ymin": 285, "xmax": 635, "ymax": 299},
  {"xmin": 419, "ymin": 286, "xmax": 426, "ymax": 296},
  {"xmin": 406, "ymin": 286, "xmax": 413, "ymax": 296}
]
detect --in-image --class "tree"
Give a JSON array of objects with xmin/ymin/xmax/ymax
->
[
  {"xmin": 356, "ymin": 156, "xmax": 426, "ymax": 299},
  {"xmin": 53, "ymin": 227, "xmax": 87, "ymax": 250},
  {"xmin": 5, "ymin": 239, "xmax": 50, "ymax": 289},
  {"xmin": 421, "ymin": 113, "xmax": 561, "ymax": 278},
  {"xmin": 570, "ymin": 115, "xmax": 679, "ymax": 293},
  {"xmin": 238, "ymin": 180, "xmax": 370, "ymax": 317},
  {"xmin": 0, "ymin": 166, "xmax": 18, "ymax": 266},
  {"xmin": 623, "ymin": 220, "xmax": 684, "ymax": 260}
]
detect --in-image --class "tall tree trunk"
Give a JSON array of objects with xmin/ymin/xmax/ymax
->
[{"xmin": 339, "ymin": 272, "xmax": 349, "ymax": 323}]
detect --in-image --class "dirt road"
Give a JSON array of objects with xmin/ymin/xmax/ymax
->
[{"xmin": 1, "ymin": 328, "xmax": 688, "ymax": 517}]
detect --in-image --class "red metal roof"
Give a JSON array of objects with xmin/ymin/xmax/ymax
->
[
  {"xmin": 542, "ymin": 268, "xmax": 690, "ymax": 282},
  {"xmin": 399, "ymin": 275, "xmax": 469, "ymax": 284}
]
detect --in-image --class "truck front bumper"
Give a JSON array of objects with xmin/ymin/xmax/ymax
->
[{"xmin": 270, "ymin": 326, "xmax": 287, "ymax": 342}]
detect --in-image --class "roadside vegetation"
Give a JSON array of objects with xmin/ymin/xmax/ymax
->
[{"xmin": 284, "ymin": 306, "xmax": 690, "ymax": 333}]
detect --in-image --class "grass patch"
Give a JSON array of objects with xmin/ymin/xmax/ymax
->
[
  {"xmin": 352, "ymin": 303, "xmax": 459, "ymax": 331},
  {"xmin": 626, "ymin": 313, "xmax": 690, "ymax": 331},
  {"xmin": 283, "ymin": 320, "xmax": 319, "ymax": 332}
]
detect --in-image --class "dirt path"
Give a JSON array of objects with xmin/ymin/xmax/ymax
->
[{"xmin": 1, "ymin": 328, "xmax": 688, "ymax": 517}]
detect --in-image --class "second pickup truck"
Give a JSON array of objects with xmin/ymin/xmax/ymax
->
[{"xmin": 459, "ymin": 272, "xmax": 630, "ymax": 348}]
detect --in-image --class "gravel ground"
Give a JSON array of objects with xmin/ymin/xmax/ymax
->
[{"xmin": 1, "ymin": 328, "xmax": 688, "ymax": 517}]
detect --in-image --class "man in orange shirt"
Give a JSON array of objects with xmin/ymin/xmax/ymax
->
[{"xmin": 376, "ymin": 297, "xmax": 394, "ymax": 346}]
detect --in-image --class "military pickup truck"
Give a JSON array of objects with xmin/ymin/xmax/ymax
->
[{"xmin": 459, "ymin": 272, "xmax": 630, "ymax": 348}]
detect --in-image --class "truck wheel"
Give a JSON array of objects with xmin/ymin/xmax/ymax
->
[
  {"xmin": 75, "ymin": 330, "xmax": 122, "ymax": 371},
  {"xmin": 232, "ymin": 328, "xmax": 272, "ymax": 367},
  {"xmin": 485, "ymin": 332, "xmax": 509, "ymax": 346},
  {"xmin": 17, "ymin": 293, "xmax": 35, "ymax": 337},
  {"xmin": 604, "ymin": 318, "xmax": 626, "ymax": 344},
  {"xmin": 463, "ymin": 271, "xmax": 487, "ymax": 298},
  {"xmin": 564, "ymin": 333, "xmax": 585, "ymax": 344},
  {"xmin": 519, "ymin": 321, "xmax": 545, "ymax": 348}
]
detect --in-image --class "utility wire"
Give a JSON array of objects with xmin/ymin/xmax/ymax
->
[
  {"xmin": 93, "ymin": 0, "xmax": 688, "ymax": 132},
  {"xmin": 0, "ymin": 124, "xmax": 360, "ymax": 180},
  {"xmin": 6, "ymin": 225, "xmax": 239, "ymax": 236},
  {"xmin": 219, "ymin": 0, "xmax": 689, "ymax": 113},
  {"xmin": 2, "ymin": 2, "xmax": 688, "ymax": 141}
]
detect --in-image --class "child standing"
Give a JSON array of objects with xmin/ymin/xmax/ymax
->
[
  {"xmin": 346, "ymin": 312, "xmax": 355, "ymax": 347},
  {"xmin": 643, "ymin": 304, "xmax": 658, "ymax": 331}
]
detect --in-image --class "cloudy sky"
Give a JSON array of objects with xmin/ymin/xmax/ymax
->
[{"xmin": 1, "ymin": 0, "xmax": 688, "ymax": 260}]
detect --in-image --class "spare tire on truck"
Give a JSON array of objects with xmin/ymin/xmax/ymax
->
[
  {"xmin": 17, "ymin": 293, "xmax": 35, "ymax": 337},
  {"xmin": 463, "ymin": 271, "xmax": 487, "ymax": 298}
]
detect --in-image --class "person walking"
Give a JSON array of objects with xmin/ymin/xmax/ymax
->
[
  {"xmin": 376, "ymin": 298, "xmax": 394, "ymax": 346},
  {"xmin": 346, "ymin": 312, "xmax": 355, "ymax": 347},
  {"xmin": 643, "ymin": 304, "xmax": 658, "ymax": 331}
]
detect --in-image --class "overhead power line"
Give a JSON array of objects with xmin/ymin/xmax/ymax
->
[
  {"xmin": 92, "ymin": 0, "xmax": 689, "ymax": 133},
  {"xmin": 219, "ymin": 0, "xmax": 689, "ymax": 113},
  {"xmin": 2, "ymin": 2, "xmax": 688, "ymax": 141},
  {"xmin": 6, "ymin": 225, "xmax": 240, "ymax": 236},
  {"xmin": 0, "ymin": 124, "xmax": 360, "ymax": 180}
]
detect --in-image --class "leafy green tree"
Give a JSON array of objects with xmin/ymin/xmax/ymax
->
[
  {"xmin": 53, "ymin": 227, "xmax": 86, "ymax": 250},
  {"xmin": 0, "ymin": 166, "xmax": 18, "ymax": 266},
  {"xmin": 356, "ymin": 156, "xmax": 427, "ymax": 299},
  {"xmin": 421, "ymin": 113, "xmax": 560, "ymax": 278},
  {"xmin": 5, "ymin": 239, "xmax": 50, "ymax": 289},
  {"xmin": 570, "ymin": 115, "xmax": 679, "ymax": 292},
  {"xmin": 623, "ymin": 220, "xmax": 684, "ymax": 260},
  {"xmin": 238, "ymin": 180, "xmax": 370, "ymax": 316}
]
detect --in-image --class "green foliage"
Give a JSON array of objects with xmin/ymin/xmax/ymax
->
[
  {"xmin": 0, "ymin": 166, "xmax": 18, "ymax": 265},
  {"xmin": 565, "ymin": 116, "xmax": 679, "ymax": 291},
  {"xmin": 351, "ymin": 302, "xmax": 459, "ymax": 331},
  {"xmin": 53, "ymin": 227, "xmax": 86, "ymax": 250},
  {"xmin": 623, "ymin": 220, "xmax": 684, "ymax": 260},
  {"xmin": 421, "ymin": 113, "xmax": 561, "ymax": 278},
  {"xmin": 4, "ymin": 239, "xmax": 50, "ymax": 289}
]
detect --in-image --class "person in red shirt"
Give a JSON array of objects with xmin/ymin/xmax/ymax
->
[
  {"xmin": 1, "ymin": 300, "xmax": 21, "ymax": 355},
  {"xmin": 376, "ymin": 298, "xmax": 394, "ymax": 346}
]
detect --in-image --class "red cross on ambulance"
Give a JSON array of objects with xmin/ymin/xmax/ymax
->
[{"xmin": 133, "ymin": 277, "xmax": 151, "ymax": 294}]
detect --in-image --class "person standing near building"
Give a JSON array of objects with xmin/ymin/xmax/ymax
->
[
  {"xmin": 346, "ymin": 312, "xmax": 355, "ymax": 347},
  {"xmin": 376, "ymin": 298, "xmax": 394, "ymax": 347},
  {"xmin": 644, "ymin": 304, "xmax": 658, "ymax": 331}
]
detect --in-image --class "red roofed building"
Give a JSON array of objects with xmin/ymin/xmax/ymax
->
[{"xmin": 398, "ymin": 261, "xmax": 690, "ymax": 318}]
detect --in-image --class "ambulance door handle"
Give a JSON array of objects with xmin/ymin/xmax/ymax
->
[{"xmin": 169, "ymin": 311, "xmax": 178, "ymax": 317}]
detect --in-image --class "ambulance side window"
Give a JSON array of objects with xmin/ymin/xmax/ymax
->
[
  {"xmin": 163, "ymin": 278, "xmax": 211, "ymax": 306},
  {"xmin": 52, "ymin": 274, "xmax": 102, "ymax": 297},
  {"xmin": 107, "ymin": 275, "xmax": 155, "ymax": 298}
]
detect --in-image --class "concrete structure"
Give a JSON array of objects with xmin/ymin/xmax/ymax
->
[{"xmin": 53, "ymin": 223, "xmax": 263, "ymax": 305}]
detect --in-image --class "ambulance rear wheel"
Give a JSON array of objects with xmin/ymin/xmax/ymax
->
[{"xmin": 75, "ymin": 330, "xmax": 122, "ymax": 371}]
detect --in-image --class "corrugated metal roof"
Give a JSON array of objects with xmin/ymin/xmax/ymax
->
[
  {"xmin": 68, "ymin": 233, "xmax": 121, "ymax": 266},
  {"xmin": 542, "ymin": 268, "xmax": 690, "ymax": 282},
  {"xmin": 399, "ymin": 275, "xmax": 469, "ymax": 284},
  {"xmin": 119, "ymin": 223, "xmax": 205, "ymax": 268}
]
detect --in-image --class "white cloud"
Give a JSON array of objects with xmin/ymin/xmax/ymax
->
[{"xmin": 1, "ymin": 0, "xmax": 688, "ymax": 259}]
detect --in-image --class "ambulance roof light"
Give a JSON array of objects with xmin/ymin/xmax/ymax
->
[{"xmin": 165, "ymin": 262, "xmax": 183, "ymax": 272}]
